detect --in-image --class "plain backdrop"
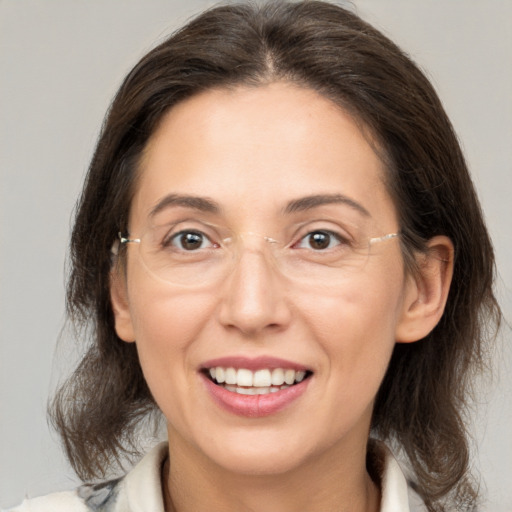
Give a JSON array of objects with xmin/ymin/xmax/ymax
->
[{"xmin": 1, "ymin": 0, "xmax": 511, "ymax": 509}]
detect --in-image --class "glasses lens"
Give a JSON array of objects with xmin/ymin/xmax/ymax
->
[{"xmin": 127, "ymin": 227, "xmax": 397, "ymax": 288}]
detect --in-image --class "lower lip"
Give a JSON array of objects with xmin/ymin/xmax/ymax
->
[{"xmin": 201, "ymin": 374, "xmax": 310, "ymax": 418}]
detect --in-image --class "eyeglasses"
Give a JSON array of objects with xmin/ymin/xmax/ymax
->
[{"xmin": 117, "ymin": 221, "xmax": 399, "ymax": 289}]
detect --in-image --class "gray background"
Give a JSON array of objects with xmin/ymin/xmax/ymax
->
[{"xmin": 1, "ymin": 0, "xmax": 511, "ymax": 509}]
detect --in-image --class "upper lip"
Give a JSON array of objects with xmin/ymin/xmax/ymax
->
[{"xmin": 200, "ymin": 355, "xmax": 311, "ymax": 372}]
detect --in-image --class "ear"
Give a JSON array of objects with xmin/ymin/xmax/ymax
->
[
  {"xmin": 110, "ymin": 268, "xmax": 136, "ymax": 343},
  {"xmin": 395, "ymin": 236, "xmax": 454, "ymax": 343}
]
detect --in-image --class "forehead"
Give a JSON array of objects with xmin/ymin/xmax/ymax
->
[{"xmin": 130, "ymin": 82, "xmax": 396, "ymax": 229}]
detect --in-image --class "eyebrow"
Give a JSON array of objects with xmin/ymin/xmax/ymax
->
[
  {"xmin": 284, "ymin": 194, "xmax": 371, "ymax": 217},
  {"xmin": 150, "ymin": 194, "xmax": 221, "ymax": 217},
  {"xmin": 149, "ymin": 192, "xmax": 370, "ymax": 218}
]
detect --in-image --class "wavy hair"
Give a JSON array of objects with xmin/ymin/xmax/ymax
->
[{"xmin": 50, "ymin": 2, "xmax": 501, "ymax": 510}]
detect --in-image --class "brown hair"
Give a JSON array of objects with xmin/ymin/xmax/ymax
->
[{"xmin": 50, "ymin": 2, "xmax": 501, "ymax": 510}]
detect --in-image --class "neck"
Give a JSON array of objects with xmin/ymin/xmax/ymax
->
[{"xmin": 162, "ymin": 431, "xmax": 380, "ymax": 512}]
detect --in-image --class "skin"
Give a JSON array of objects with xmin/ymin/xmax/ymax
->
[{"xmin": 111, "ymin": 82, "xmax": 453, "ymax": 512}]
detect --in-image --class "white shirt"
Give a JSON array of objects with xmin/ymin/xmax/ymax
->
[{"xmin": 6, "ymin": 442, "xmax": 421, "ymax": 511}]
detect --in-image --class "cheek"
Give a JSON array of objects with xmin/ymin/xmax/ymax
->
[
  {"xmin": 126, "ymin": 278, "xmax": 216, "ymax": 392},
  {"xmin": 302, "ymin": 278, "xmax": 403, "ymax": 437},
  {"xmin": 127, "ymin": 255, "xmax": 215, "ymax": 339},
  {"xmin": 300, "ymin": 269, "xmax": 405, "ymax": 390},
  {"xmin": 303, "ymin": 269, "xmax": 403, "ymax": 339}
]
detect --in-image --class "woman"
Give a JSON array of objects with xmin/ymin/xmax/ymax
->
[{"xmin": 7, "ymin": 1, "xmax": 501, "ymax": 511}]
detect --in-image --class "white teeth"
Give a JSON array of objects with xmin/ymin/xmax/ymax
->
[
  {"xmin": 253, "ymin": 369, "xmax": 272, "ymax": 387},
  {"xmin": 284, "ymin": 369, "xmax": 295, "ymax": 385},
  {"xmin": 237, "ymin": 368, "xmax": 253, "ymax": 387},
  {"xmin": 236, "ymin": 387, "xmax": 257, "ymax": 395},
  {"xmin": 216, "ymin": 367, "xmax": 225, "ymax": 383},
  {"xmin": 271, "ymin": 368, "xmax": 285, "ymax": 386},
  {"xmin": 229, "ymin": 385, "xmax": 289, "ymax": 395},
  {"xmin": 207, "ymin": 366, "xmax": 309, "ymax": 391},
  {"xmin": 225, "ymin": 367, "xmax": 237, "ymax": 385}
]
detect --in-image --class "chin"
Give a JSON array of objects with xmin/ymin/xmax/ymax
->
[
  {"xmin": 212, "ymin": 448, "xmax": 307, "ymax": 477},
  {"xmin": 193, "ymin": 427, "xmax": 320, "ymax": 477}
]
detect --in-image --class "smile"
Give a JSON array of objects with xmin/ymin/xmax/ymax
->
[
  {"xmin": 200, "ymin": 356, "xmax": 313, "ymax": 417},
  {"xmin": 206, "ymin": 367, "xmax": 310, "ymax": 395}
]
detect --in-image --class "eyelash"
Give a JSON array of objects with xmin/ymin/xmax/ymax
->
[
  {"xmin": 163, "ymin": 230, "xmax": 218, "ymax": 251},
  {"xmin": 163, "ymin": 228, "xmax": 350, "ymax": 252},
  {"xmin": 293, "ymin": 230, "xmax": 349, "ymax": 251}
]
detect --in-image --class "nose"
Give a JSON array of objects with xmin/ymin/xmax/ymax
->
[{"xmin": 217, "ymin": 249, "xmax": 292, "ymax": 337}]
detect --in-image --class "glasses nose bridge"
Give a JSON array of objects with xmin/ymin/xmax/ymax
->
[
  {"xmin": 228, "ymin": 230, "xmax": 280, "ymax": 251},
  {"xmin": 225, "ymin": 231, "xmax": 283, "ymax": 271}
]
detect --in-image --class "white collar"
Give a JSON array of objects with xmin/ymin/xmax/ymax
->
[
  {"xmin": 123, "ymin": 441, "xmax": 412, "ymax": 512},
  {"xmin": 376, "ymin": 443, "xmax": 411, "ymax": 512}
]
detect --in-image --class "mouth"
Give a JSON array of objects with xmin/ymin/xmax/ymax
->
[{"xmin": 202, "ymin": 367, "xmax": 313, "ymax": 396}]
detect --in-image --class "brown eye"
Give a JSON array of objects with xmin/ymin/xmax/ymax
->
[
  {"xmin": 309, "ymin": 232, "xmax": 331, "ymax": 250},
  {"xmin": 169, "ymin": 231, "xmax": 213, "ymax": 251},
  {"xmin": 296, "ymin": 231, "xmax": 343, "ymax": 251}
]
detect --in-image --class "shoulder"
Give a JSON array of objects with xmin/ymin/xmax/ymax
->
[
  {"xmin": 368, "ymin": 439, "xmax": 427, "ymax": 512},
  {"xmin": 4, "ymin": 478, "xmax": 124, "ymax": 512},
  {"xmin": 3, "ymin": 490, "xmax": 88, "ymax": 512},
  {"xmin": 4, "ymin": 442, "xmax": 168, "ymax": 512}
]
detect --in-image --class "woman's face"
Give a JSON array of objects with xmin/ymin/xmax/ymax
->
[{"xmin": 112, "ymin": 82, "xmax": 417, "ymax": 475}]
